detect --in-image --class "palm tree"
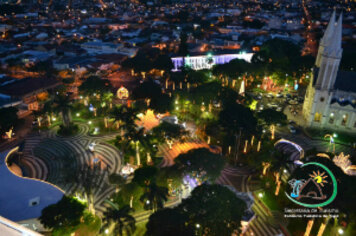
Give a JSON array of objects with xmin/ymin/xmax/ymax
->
[
  {"xmin": 110, "ymin": 105, "xmax": 138, "ymax": 132},
  {"xmin": 77, "ymin": 164, "xmax": 103, "ymax": 214},
  {"xmin": 53, "ymin": 94, "xmax": 73, "ymax": 128},
  {"xmin": 125, "ymin": 127, "xmax": 145, "ymax": 166},
  {"xmin": 102, "ymin": 205, "xmax": 136, "ymax": 236},
  {"xmin": 140, "ymin": 183, "xmax": 168, "ymax": 212}
]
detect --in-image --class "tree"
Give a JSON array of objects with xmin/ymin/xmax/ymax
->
[
  {"xmin": 178, "ymin": 32, "xmax": 189, "ymax": 56},
  {"xmin": 153, "ymin": 54, "xmax": 174, "ymax": 71},
  {"xmin": 140, "ymin": 182, "xmax": 168, "ymax": 212},
  {"xmin": 145, "ymin": 208, "xmax": 193, "ymax": 236},
  {"xmin": 251, "ymin": 38, "xmax": 312, "ymax": 80},
  {"xmin": 150, "ymin": 93, "xmax": 173, "ymax": 113},
  {"xmin": 212, "ymin": 58, "xmax": 251, "ymax": 79},
  {"xmin": 52, "ymin": 93, "xmax": 73, "ymax": 128},
  {"xmin": 112, "ymin": 182, "xmax": 144, "ymax": 210},
  {"xmin": 152, "ymin": 121, "xmax": 188, "ymax": 143},
  {"xmin": 186, "ymin": 70, "xmax": 209, "ymax": 85},
  {"xmin": 110, "ymin": 105, "xmax": 138, "ymax": 132},
  {"xmin": 175, "ymin": 148, "xmax": 225, "ymax": 182},
  {"xmin": 39, "ymin": 196, "xmax": 86, "ymax": 235},
  {"xmin": 77, "ymin": 164, "xmax": 104, "ymax": 214},
  {"xmin": 178, "ymin": 184, "xmax": 247, "ymax": 235},
  {"xmin": 27, "ymin": 60, "xmax": 57, "ymax": 77},
  {"xmin": 122, "ymin": 52, "xmax": 153, "ymax": 73},
  {"xmin": 0, "ymin": 107, "xmax": 19, "ymax": 136},
  {"xmin": 125, "ymin": 127, "xmax": 149, "ymax": 166},
  {"xmin": 131, "ymin": 79, "xmax": 162, "ymax": 101},
  {"xmin": 132, "ymin": 166, "xmax": 158, "ymax": 187},
  {"xmin": 109, "ymin": 173, "xmax": 126, "ymax": 186},
  {"xmin": 257, "ymin": 109, "xmax": 287, "ymax": 126},
  {"xmin": 102, "ymin": 205, "xmax": 136, "ymax": 236},
  {"xmin": 79, "ymin": 76, "xmax": 112, "ymax": 96},
  {"xmin": 219, "ymin": 103, "xmax": 257, "ymax": 135}
]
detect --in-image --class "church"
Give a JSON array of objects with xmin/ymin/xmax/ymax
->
[{"xmin": 303, "ymin": 11, "xmax": 356, "ymax": 133}]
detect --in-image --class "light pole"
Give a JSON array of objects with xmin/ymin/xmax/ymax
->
[{"xmin": 324, "ymin": 133, "xmax": 337, "ymax": 153}]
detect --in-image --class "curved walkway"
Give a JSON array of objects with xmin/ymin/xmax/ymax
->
[{"xmin": 18, "ymin": 122, "xmax": 123, "ymax": 215}]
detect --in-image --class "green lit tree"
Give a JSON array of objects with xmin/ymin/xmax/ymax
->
[{"xmin": 39, "ymin": 196, "xmax": 86, "ymax": 235}]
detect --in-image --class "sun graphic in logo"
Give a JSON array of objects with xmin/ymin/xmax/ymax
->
[{"xmin": 309, "ymin": 170, "xmax": 328, "ymax": 187}]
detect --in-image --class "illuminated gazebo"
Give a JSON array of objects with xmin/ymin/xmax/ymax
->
[{"xmin": 117, "ymin": 86, "xmax": 129, "ymax": 99}]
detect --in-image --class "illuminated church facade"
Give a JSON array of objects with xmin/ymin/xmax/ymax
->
[{"xmin": 303, "ymin": 11, "xmax": 356, "ymax": 132}]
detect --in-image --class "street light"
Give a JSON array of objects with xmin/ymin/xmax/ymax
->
[
  {"xmin": 105, "ymin": 228, "xmax": 109, "ymax": 234},
  {"xmin": 258, "ymin": 192, "xmax": 263, "ymax": 198},
  {"xmin": 338, "ymin": 228, "xmax": 344, "ymax": 235},
  {"xmin": 333, "ymin": 133, "xmax": 338, "ymax": 138},
  {"xmin": 196, "ymin": 223, "xmax": 200, "ymax": 229}
]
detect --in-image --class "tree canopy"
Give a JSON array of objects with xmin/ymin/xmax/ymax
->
[
  {"xmin": 219, "ymin": 102, "xmax": 257, "ymax": 135},
  {"xmin": 175, "ymin": 148, "xmax": 225, "ymax": 182},
  {"xmin": 251, "ymin": 38, "xmax": 314, "ymax": 80},
  {"xmin": 152, "ymin": 121, "xmax": 188, "ymax": 142},
  {"xmin": 257, "ymin": 108, "xmax": 287, "ymax": 125},
  {"xmin": 146, "ymin": 184, "xmax": 247, "ymax": 235},
  {"xmin": 39, "ymin": 196, "xmax": 86, "ymax": 235},
  {"xmin": 145, "ymin": 208, "xmax": 193, "ymax": 236},
  {"xmin": 79, "ymin": 76, "xmax": 112, "ymax": 96},
  {"xmin": 132, "ymin": 79, "xmax": 172, "ymax": 113}
]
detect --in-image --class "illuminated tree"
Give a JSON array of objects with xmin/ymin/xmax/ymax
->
[{"xmin": 39, "ymin": 196, "xmax": 86, "ymax": 235}]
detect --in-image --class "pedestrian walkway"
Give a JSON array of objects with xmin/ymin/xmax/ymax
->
[
  {"xmin": 216, "ymin": 165, "xmax": 285, "ymax": 236},
  {"xmin": 158, "ymin": 139, "xmax": 211, "ymax": 167},
  {"xmin": 12, "ymin": 122, "xmax": 123, "ymax": 215},
  {"xmin": 244, "ymin": 199, "xmax": 284, "ymax": 236}
]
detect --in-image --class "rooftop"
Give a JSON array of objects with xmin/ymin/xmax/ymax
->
[{"xmin": 0, "ymin": 77, "xmax": 60, "ymax": 98}]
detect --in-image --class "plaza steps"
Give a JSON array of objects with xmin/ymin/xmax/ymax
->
[
  {"xmin": 244, "ymin": 201, "xmax": 284, "ymax": 236},
  {"xmin": 20, "ymin": 156, "xmax": 48, "ymax": 180}
]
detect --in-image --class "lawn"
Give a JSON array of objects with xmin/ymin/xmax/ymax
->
[{"xmin": 305, "ymin": 127, "xmax": 356, "ymax": 146}]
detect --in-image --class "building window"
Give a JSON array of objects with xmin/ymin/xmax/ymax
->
[
  {"xmin": 341, "ymin": 114, "xmax": 348, "ymax": 126},
  {"xmin": 314, "ymin": 113, "xmax": 321, "ymax": 122},
  {"xmin": 320, "ymin": 97, "xmax": 325, "ymax": 102},
  {"xmin": 329, "ymin": 113, "xmax": 334, "ymax": 124}
]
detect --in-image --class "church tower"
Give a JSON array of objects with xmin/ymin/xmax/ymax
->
[
  {"xmin": 303, "ymin": 11, "xmax": 343, "ymax": 126},
  {"xmin": 314, "ymin": 12, "xmax": 343, "ymax": 90}
]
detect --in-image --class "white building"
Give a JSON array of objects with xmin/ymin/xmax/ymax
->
[
  {"xmin": 303, "ymin": 11, "xmax": 356, "ymax": 132},
  {"xmin": 171, "ymin": 52, "xmax": 253, "ymax": 71}
]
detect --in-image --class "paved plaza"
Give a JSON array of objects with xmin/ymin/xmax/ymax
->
[{"xmin": 17, "ymin": 122, "xmax": 122, "ymax": 215}]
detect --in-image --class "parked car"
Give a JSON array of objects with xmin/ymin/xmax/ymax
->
[{"xmin": 160, "ymin": 116, "xmax": 178, "ymax": 125}]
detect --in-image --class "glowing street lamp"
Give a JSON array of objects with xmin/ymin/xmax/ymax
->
[
  {"xmin": 258, "ymin": 192, "xmax": 263, "ymax": 198},
  {"xmin": 338, "ymin": 228, "xmax": 344, "ymax": 235},
  {"xmin": 324, "ymin": 134, "xmax": 336, "ymax": 153}
]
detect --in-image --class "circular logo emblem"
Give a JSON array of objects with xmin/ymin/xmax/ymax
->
[{"xmin": 285, "ymin": 162, "xmax": 337, "ymax": 208}]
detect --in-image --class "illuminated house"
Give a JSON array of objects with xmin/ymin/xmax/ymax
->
[{"xmin": 303, "ymin": 11, "xmax": 356, "ymax": 132}]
